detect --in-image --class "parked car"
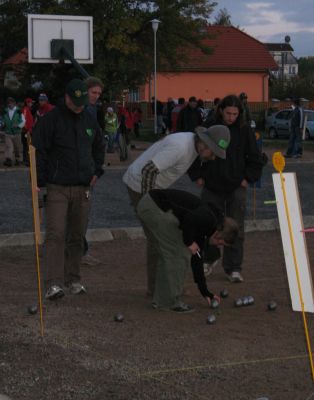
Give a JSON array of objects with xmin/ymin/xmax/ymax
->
[{"xmin": 265, "ymin": 108, "xmax": 314, "ymax": 140}]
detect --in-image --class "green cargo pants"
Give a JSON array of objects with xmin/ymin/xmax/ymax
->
[{"xmin": 137, "ymin": 193, "xmax": 191, "ymax": 309}]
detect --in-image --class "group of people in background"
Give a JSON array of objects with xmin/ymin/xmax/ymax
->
[
  {"xmin": 0, "ymin": 88, "xmax": 143, "ymax": 168},
  {"xmin": 151, "ymin": 92, "xmax": 252, "ymax": 136}
]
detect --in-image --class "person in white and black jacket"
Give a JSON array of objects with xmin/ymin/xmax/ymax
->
[{"xmin": 137, "ymin": 189, "xmax": 238, "ymax": 313}]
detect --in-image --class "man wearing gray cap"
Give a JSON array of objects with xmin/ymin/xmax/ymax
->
[
  {"xmin": 32, "ymin": 79, "xmax": 105, "ymax": 300},
  {"xmin": 123, "ymin": 125, "xmax": 230, "ymax": 296}
]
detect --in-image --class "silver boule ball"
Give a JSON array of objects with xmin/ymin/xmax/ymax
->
[
  {"xmin": 114, "ymin": 313, "xmax": 124, "ymax": 322},
  {"xmin": 211, "ymin": 299, "xmax": 219, "ymax": 309},
  {"xmin": 234, "ymin": 298, "xmax": 243, "ymax": 307},
  {"xmin": 206, "ymin": 314, "xmax": 216, "ymax": 324},
  {"xmin": 267, "ymin": 301, "xmax": 277, "ymax": 311},
  {"xmin": 242, "ymin": 297, "xmax": 249, "ymax": 306}
]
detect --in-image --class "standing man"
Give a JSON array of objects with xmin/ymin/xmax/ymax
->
[
  {"xmin": 285, "ymin": 98, "xmax": 304, "ymax": 158},
  {"xmin": 239, "ymin": 92, "xmax": 252, "ymax": 125},
  {"xmin": 123, "ymin": 125, "xmax": 230, "ymax": 295},
  {"xmin": 34, "ymin": 93, "xmax": 54, "ymax": 125},
  {"xmin": 32, "ymin": 79, "xmax": 105, "ymax": 300},
  {"xmin": 2, "ymin": 97, "xmax": 25, "ymax": 167},
  {"xmin": 176, "ymin": 96, "xmax": 202, "ymax": 132}
]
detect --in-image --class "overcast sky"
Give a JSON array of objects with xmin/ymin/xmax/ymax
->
[{"xmin": 212, "ymin": 0, "xmax": 314, "ymax": 58}]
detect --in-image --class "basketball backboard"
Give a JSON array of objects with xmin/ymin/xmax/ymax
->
[{"xmin": 28, "ymin": 14, "xmax": 93, "ymax": 64}]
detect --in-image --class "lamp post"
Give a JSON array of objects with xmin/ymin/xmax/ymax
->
[{"xmin": 151, "ymin": 19, "xmax": 160, "ymax": 135}]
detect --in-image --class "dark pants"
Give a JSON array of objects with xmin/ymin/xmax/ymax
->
[
  {"xmin": 286, "ymin": 127, "xmax": 303, "ymax": 156},
  {"xmin": 201, "ymin": 186, "xmax": 247, "ymax": 273},
  {"xmin": 44, "ymin": 184, "xmax": 90, "ymax": 288}
]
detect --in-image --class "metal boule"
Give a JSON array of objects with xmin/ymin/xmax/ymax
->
[
  {"xmin": 206, "ymin": 314, "xmax": 216, "ymax": 324},
  {"xmin": 234, "ymin": 298, "xmax": 243, "ymax": 307},
  {"xmin": 114, "ymin": 313, "xmax": 124, "ymax": 322},
  {"xmin": 242, "ymin": 296, "xmax": 249, "ymax": 306},
  {"xmin": 211, "ymin": 299, "xmax": 219, "ymax": 309},
  {"xmin": 267, "ymin": 301, "xmax": 277, "ymax": 311},
  {"xmin": 27, "ymin": 305, "xmax": 38, "ymax": 315},
  {"xmin": 220, "ymin": 288, "xmax": 229, "ymax": 298}
]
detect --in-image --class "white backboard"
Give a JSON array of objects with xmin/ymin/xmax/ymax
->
[
  {"xmin": 28, "ymin": 14, "xmax": 93, "ymax": 64},
  {"xmin": 273, "ymin": 172, "xmax": 314, "ymax": 313}
]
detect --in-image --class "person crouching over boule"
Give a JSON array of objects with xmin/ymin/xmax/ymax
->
[{"xmin": 137, "ymin": 189, "xmax": 238, "ymax": 313}]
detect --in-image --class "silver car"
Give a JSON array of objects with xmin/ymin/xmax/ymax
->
[{"xmin": 265, "ymin": 108, "xmax": 314, "ymax": 140}]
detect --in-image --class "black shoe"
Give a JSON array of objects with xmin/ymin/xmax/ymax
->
[
  {"xmin": 284, "ymin": 154, "xmax": 292, "ymax": 158},
  {"xmin": 3, "ymin": 159, "xmax": 12, "ymax": 167},
  {"xmin": 294, "ymin": 154, "xmax": 302, "ymax": 158},
  {"xmin": 15, "ymin": 160, "xmax": 22, "ymax": 166}
]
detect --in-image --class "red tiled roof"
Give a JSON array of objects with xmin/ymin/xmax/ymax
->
[
  {"xmin": 2, "ymin": 48, "xmax": 28, "ymax": 65},
  {"xmin": 172, "ymin": 26, "xmax": 278, "ymax": 72}
]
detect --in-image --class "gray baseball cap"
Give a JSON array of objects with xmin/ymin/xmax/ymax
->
[{"xmin": 195, "ymin": 125, "xmax": 230, "ymax": 159}]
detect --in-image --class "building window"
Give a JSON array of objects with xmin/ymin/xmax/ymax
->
[
  {"xmin": 129, "ymin": 88, "xmax": 140, "ymax": 102},
  {"xmin": 289, "ymin": 66, "xmax": 296, "ymax": 74}
]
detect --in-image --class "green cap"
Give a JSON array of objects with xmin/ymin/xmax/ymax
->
[{"xmin": 65, "ymin": 79, "xmax": 88, "ymax": 107}]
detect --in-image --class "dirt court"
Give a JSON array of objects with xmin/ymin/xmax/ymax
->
[{"xmin": 0, "ymin": 231, "xmax": 314, "ymax": 400}]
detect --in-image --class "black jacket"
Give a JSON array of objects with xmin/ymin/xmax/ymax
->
[
  {"xmin": 176, "ymin": 105, "xmax": 202, "ymax": 132},
  {"xmin": 32, "ymin": 104, "xmax": 105, "ymax": 187},
  {"xmin": 149, "ymin": 189, "xmax": 222, "ymax": 247},
  {"xmin": 149, "ymin": 189, "xmax": 222, "ymax": 299},
  {"xmin": 188, "ymin": 120, "xmax": 264, "ymax": 193}
]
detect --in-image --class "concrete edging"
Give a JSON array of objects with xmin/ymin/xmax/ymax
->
[{"xmin": 1, "ymin": 216, "xmax": 314, "ymax": 247}]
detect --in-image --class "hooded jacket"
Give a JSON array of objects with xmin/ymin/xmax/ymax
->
[{"xmin": 32, "ymin": 104, "xmax": 105, "ymax": 187}]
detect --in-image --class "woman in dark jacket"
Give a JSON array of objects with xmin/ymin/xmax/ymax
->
[{"xmin": 188, "ymin": 94, "xmax": 264, "ymax": 283}]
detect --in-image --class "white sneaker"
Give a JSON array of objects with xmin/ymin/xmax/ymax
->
[
  {"xmin": 66, "ymin": 282, "xmax": 87, "ymax": 295},
  {"xmin": 45, "ymin": 285, "xmax": 64, "ymax": 300},
  {"xmin": 228, "ymin": 271, "xmax": 244, "ymax": 283}
]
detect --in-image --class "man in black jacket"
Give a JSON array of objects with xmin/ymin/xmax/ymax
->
[
  {"xmin": 176, "ymin": 96, "xmax": 202, "ymax": 132},
  {"xmin": 32, "ymin": 79, "xmax": 105, "ymax": 300},
  {"xmin": 137, "ymin": 189, "xmax": 238, "ymax": 313}
]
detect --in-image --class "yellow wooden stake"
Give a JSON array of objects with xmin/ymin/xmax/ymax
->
[
  {"xmin": 29, "ymin": 144, "xmax": 44, "ymax": 337},
  {"xmin": 272, "ymin": 151, "xmax": 314, "ymax": 380}
]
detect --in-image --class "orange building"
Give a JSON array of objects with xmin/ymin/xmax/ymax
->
[{"xmin": 142, "ymin": 26, "xmax": 278, "ymax": 103}]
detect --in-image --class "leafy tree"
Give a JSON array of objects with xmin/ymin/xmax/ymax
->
[
  {"xmin": 0, "ymin": 0, "xmax": 218, "ymax": 99},
  {"xmin": 298, "ymin": 57, "xmax": 314, "ymax": 80},
  {"xmin": 213, "ymin": 8, "xmax": 232, "ymax": 26}
]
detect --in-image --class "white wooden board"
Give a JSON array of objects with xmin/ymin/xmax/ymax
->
[{"xmin": 273, "ymin": 172, "xmax": 314, "ymax": 312}]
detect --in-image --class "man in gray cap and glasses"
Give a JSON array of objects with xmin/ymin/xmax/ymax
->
[{"xmin": 123, "ymin": 125, "xmax": 230, "ymax": 296}]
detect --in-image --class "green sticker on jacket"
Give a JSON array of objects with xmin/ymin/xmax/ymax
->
[{"xmin": 86, "ymin": 128, "xmax": 93, "ymax": 137}]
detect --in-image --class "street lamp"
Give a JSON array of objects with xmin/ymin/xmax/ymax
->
[{"xmin": 151, "ymin": 18, "xmax": 161, "ymax": 135}]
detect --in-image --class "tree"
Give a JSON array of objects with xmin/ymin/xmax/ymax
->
[
  {"xmin": 213, "ymin": 8, "xmax": 232, "ymax": 26},
  {"xmin": 0, "ymin": 0, "xmax": 218, "ymax": 99}
]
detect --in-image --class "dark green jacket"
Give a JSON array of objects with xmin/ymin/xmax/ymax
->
[
  {"xmin": 3, "ymin": 107, "xmax": 24, "ymax": 135},
  {"xmin": 32, "ymin": 104, "xmax": 105, "ymax": 187}
]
